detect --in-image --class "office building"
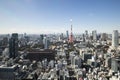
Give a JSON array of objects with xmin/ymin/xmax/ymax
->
[
  {"xmin": 85, "ymin": 30, "xmax": 88, "ymax": 38},
  {"xmin": 92, "ymin": 30, "xmax": 97, "ymax": 40},
  {"xmin": 83, "ymin": 53, "xmax": 92, "ymax": 62},
  {"xmin": 26, "ymin": 49, "xmax": 56, "ymax": 61},
  {"xmin": 60, "ymin": 33, "xmax": 64, "ymax": 40},
  {"xmin": 101, "ymin": 33, "xmax": 108, "ymax": 41},
  {"xmin": 43, "ymin": 36, "xmax": 50, "ymax": 49},
  {"xmin": 9, "ymin": 33, "xmax": 18, "ymax": 58},
  {"xmin": 66, "ymin": 30, "xmax": 69, "ymax": 40},
  {"xmin": 112, "ymin": 30, "xmax": 119, "ymax": 47},
  {"xmin": 74, "ymin": 56, "xmax": 82, "ymax": 68},
  {"xmin": 39, "ymin": 34, "xmax": 44, "ymax": 44},
  {"xmin": 111, "ymin": 58, "xmax": 120, "ymax": 72},
  {"xmin": 0, "ymin": 65, "xmax": 18, "ymax": 80},
  {"xmin": 85, "ymin": 30, "xmax": 88, "ymax": 36}
]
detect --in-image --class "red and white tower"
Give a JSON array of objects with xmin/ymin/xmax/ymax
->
[{"xmin": 69, "ymin": 19, "xmax": 73, "ymax": 43}]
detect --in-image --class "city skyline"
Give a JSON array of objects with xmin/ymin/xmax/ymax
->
[{"xmin": 0, "ymin": 0, "xmax": 120, "ymax": 34}]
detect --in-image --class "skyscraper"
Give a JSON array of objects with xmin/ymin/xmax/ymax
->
[
  {"xmin": 40, "ymin": 34, "xmax": 44, "ymax": 44},
  {"xmin": 40, "ymin": 34, "xmax": 44, "ymax": 41},
  {"xmin": 43, "ymin": 36, "xmax": 50, "ymax": 49},
  {"xmin": 85, "ymin": 30, "xmax": 88, "ymax": 36},
  {"xmin": 85, "ymin": 30, "xmax": 89, "ymax": 41},
  {"xmin": 60, "ymin": 33, "xmax": 64, "ymax": 40},
  {"xmin": 92, "ymin": 30, "xmax": 97, "ymax": 40},
  {"xmin": 101, "ymin": 33, "xmax": 108, "ymax": 41},
  {"xmin": 9, "ymin": 33, "xmax": 18, "ymax": 58},
  {"xmin": 66, "ymin": 30, "xmax": 69, "ymax": 40},
  {"xmin": 112, "ymin": 30, "xmax": 119, "ymax": 47}
]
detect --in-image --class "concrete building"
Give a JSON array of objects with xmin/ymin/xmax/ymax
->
[
  {"xmin": 85, "ymin": 30, "xmax": 89, "ymax": 41},
  {"xmin": 105, "ymin": 57, "xmax": 111, "ymax": 68},
  {"xmin": 111, "ymin": 57, "xmax": 120, "ymax": 72},
  {"xmin": 101, "ymin": 33, "xmax": 108, "ymax": 41},
  {"xmin": 112, "ymin": 30, "xmax": 119, "ymax": 47},
  {"xmin": 39, "ymin": 34, "xmax": 44, "ymax": 44},
  {"xmin": 0, "ymin": 65, "xmax": 18, "ymax": 80},
  {"xmin": 74, "ymin": 56, "xmax": 82, "ymax": 68},
  {"xmin": 9, "ymin": 33, "xmax": 18, "ymax": 59},
  {"xmin": 92, "ymin": 30, "xmax": 97, "ymax": 41},
  {"xmin": 85, "ymin": 30, "xmax": 88, "ymax": 36},
  {"xmin": 82, "ymin": 53, "xmax": 92, "ymax": 62},
  {"xmin": 43, "ymin": 36, "xmax": 50, "ymax": 49},
  {"xmin": 66, "ymin": 30, "xmax": 69, "ymax": 40},
  {"xmin": 26, "ymin": 49, "xmax": 56, "ymax": 61}
]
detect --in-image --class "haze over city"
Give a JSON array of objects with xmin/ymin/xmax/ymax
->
[
  {"xmin": 1, "ymin": 0, "xmax": 120, "ymax": 80},
  {"xmin": 0, "ymin": 0, "xmax": 120, "ymax": 34}
]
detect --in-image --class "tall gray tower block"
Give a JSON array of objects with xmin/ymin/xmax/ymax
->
[{"xmin": 112, "ymin": 30, "xmax": 119, "ymax": 47}]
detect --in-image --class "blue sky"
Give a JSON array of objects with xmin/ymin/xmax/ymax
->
[{"xmin": 0, "ymin": 0, "xmax": 120, "ymax": 34}]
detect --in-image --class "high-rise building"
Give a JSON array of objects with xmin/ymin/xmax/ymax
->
[
  {"xmin": 43, "ymin": 36, "xmax": 50, "ymax": 49},
  {"xmin": 39, "ymin": 34, "xmax": 44, "ymax": 44},
  {"xmin": 92, "ymin": 30, "xmax": 97, "ymax": 40},
  {"xmin": 60, "ymin": 33, "xmax": 64, "ymax": 40},
  {"xmin": 111, "ymin": 58, "xmax": 120, "ymax": 72},
  {"xmin": 84, "ymin": 30, "xmax": 89, "ymax": 41},
  {"xmin": 66, "ymin": 30, "xmax": 69, "ymax": 40},
  {"xmin": 101, "ymin": 33, "xmax": 108, "ymax": 41},
  {"xmin": 9, "ymin": 33, "xmax": 18, "ymax": 58},
  {"xmin": 40, "ymin": 34, "xmax": 44, "ymax": 41},
  {"xmin": 2, "ymin": 37, "xmax": 9, "ymax": 46},
  {"xmin": 85, "ymin": 30, "xmax": 88, "ymax": 36},
  {"xmin": 112, "ymin": 30, "xmax": 119, "ymax": 47}
]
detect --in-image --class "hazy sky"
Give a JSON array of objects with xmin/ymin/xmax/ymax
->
[{"xmin": 0, "ymin": 0, "xmax": 120, "ymax": 34}]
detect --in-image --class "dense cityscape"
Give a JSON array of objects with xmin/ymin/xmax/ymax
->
[
  {"xmin": 0, "ymin": 0, "xmax": 120, "ymax": 80},
  {"xmin": 0, "ymin": 28, "xmax": 120, "ymax": 80}
]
